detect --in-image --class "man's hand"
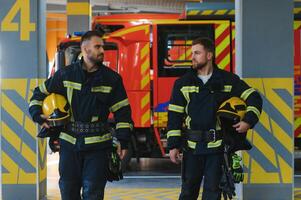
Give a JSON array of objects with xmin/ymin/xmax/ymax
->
[
  {"xmin": 40, "ymin": 114, "xmax": 50, "ymax": 129},
  {"xmin": 169, "ymin": 148, "xmax": 181, "ymax": 164},
  {"xmin": 118, "ymin": 149, "xmax": 128, "ymax": 160},
  {"xmin": 233, "ymin": 121, "xmax": 250, "ymax": 133}
]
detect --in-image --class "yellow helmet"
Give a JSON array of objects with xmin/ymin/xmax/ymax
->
[
  {"xmin": 217, "ymin": 97, "xmax": 246, "ymax": 123},
  {"xmin": 42, "ymin": 93, "xmax": 70, "ymax": 127},
  {"xmin": 217, "ymin": 97, "xmax": 251, "ymax": 152}
]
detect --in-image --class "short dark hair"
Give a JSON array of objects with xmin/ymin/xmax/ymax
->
[
  {"xmin": 80, "ymin": 31, "xmax": 103, "ymax": 46},
  {"xmin": 192, "ymin": 37, "xmax": 215, "ymax": 53}
]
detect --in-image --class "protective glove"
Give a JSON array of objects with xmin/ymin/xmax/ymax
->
[
  {"xmin": 107, "ymin": 138, "xmax": 123, "ymax": 182},
  {"xmin": 231, "ymin": 153, "xmax": 244, "ymax": 183}
]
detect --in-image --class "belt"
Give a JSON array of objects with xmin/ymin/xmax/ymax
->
[
  {"xmin": 184, "ymin": 129, "xmax": 222, "ymax": 143},
  {"xmin": 67, "ymin": 121, "xmax": 110, "ymax": 135}
]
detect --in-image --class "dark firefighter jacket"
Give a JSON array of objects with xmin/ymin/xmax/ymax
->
[
  {"xmin": 167, "ymin": 66, "xmax": 262, "ymax": 154},
  {"xmin": 29, "ymin": 60, "xmax": 132, "ymax": 150}
]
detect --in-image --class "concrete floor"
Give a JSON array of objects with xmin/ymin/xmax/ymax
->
[{"xmin": 47, "ymin": 154, "xmax": 301, "ymax": 200}]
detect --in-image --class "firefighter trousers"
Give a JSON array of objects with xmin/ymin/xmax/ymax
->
[
  {"xmin": 58, "ymin": 142, "xmax": 109, "ymax": 200},
  {"xmin": 179, "ymin": 149, "xmax": 223, "ymax": 200}
]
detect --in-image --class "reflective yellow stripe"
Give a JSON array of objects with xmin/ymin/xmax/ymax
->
[
  {"xmin": 180, "ymin": 86, "xmax": 199, "ymax": 93},
  {"xmin": 187, "ymin": 140, "xmax": 196, "ymax": 149},
  {"xmin": 66, "ymin": 87, "xmax": 74, "ymax": 122},
  {"xmin": 29, "ymin": 100, "xmax": 42, "ymax": 107},
  {"xmin": 168, "ymin": 104, "xmax": 184, "ymax": 113},
  {"xmin": 246, "ymin": 106, "xmax": 261, "ymax": 119},
  {"xmin": 116, "ymin": 122, "xmax": 131, "ymax": 129},
  {"xmin": 240, "ymin": 88, "xmax": 256, "ymax": 101},
  {"xmin": 180, "ymin": 86, "xmax": 198, "ymax": 116},
  {"xmin": 84, "ymin": 133, "xmax": 112, "ymax": 144},
  {"xmin": 59, "ymin": 132, "xmax": 76, "ymax": 144},
  {"xmin": 91, "ymin": 86, "xmax": 112, "ymax": 93},
  {"xmin": 185, "ymin": 116, "xmax": 192, "ymax": 129},
  {"xmin": 39, "ymin": 82, "xmax": 49, "ymax": 95},
  {"xmin": 110, "ymin": 98, "xmax": 129, "ymax": 112},
  {"xmin": 167, "ymin": 130, "xmax": 181, "ymax": 138},
  {"xmin": 222, "ymin": 85, "xmax": 232, "ymax": 92},
  {"xmin": 63, "ymin": 81, "xmax": 81, "ymax": 90},
  {"xmin": 207, "ymin": 139, "xmax": 222, "ymax": 148}
]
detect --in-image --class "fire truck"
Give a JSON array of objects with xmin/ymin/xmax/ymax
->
[{"xmin": 54, "ymin": 2, "xmax": 301, "ymax": 163}]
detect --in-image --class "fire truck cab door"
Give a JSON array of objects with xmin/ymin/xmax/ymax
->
[{"xmin": 108, "ymin": 24, "xmax": 151, "ymax": 127}]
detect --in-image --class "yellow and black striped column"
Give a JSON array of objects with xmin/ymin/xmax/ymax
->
[
  {"xmin": 236, "ymin": 0, "xmax": 294, "ymax": 199},
  {"xmin": 67, "ymin": 0, "xmax": 91, "ymax": 35},
  {"xmin": 0, "ymin": 0, "xmax": 47, "ymax": 199}
]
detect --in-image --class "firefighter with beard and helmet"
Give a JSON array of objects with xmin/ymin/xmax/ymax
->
[
  {"xmin": 167, "ymin": 37, "xmax": 262, "ymax": 200},
  {"xmin": 29, "ymin": 31, "xmax": 132, "ymax": 200}
]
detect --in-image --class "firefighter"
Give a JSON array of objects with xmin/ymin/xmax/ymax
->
[
  {"xmin": 167, "ymin": 37, "xmax": 262, "ymax": 200},
  {"xmin": 29, "ymin": 31, "xmax": 132, "ymax": 200}
]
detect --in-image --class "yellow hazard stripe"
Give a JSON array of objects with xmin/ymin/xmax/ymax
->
[
  {"xmin": 294, "ymin": 7, "xmax": 301, "ymax": 15},
  {"xmin": 216, "ymin": 9, "xmax": 228, "ymax": 15},
  {"xmin": 141, "ymin": 44, "xmax": 149, "ymax": 60},
  {"xmin": 141, "ymin": 93, "xmax": 150, "ymax": 109},
  {"xmin": 91, "ymin": 86, "xmax": 112, "ymax": 93},
  {"xmin": 29, "ymin": 100, "xmax": 43, "ymax": 107},
  {"xmin": 63, "ymin": 81, "xmax": 81, "ymax": 90},
  {"xmin": 39, "ymin": 82, "xmax": 49, "ymax": 95},
  {"xmin": 241, "ymin": 88, "xmax": 256, "ymax": 101},
  {"xmin": 167, "ymin": 130, "xmax": 181, "ymax": 138},
  {"xmin": 168, "ymin": 104, "xmax": 184, "ymax": 113},
  {"xmin": 142, "ymin": 111, "xmax": 150, "ymax": 126},
  {"xmin": 187, "ymin": 10, "xmax": 199, "ymax": 16},
  {"xmin": 110, "ymin": 98, "xmax": 129, "ymax": 112},
  {"xmin": 218, "ymin": 53, "xmax": 230, "ymax": 70},
  {"xmin": 215, "ymin": 23, "xmax": 228, "ymax": 40},
  {"xmin": 202, "ymin": 10, "xmax": 214, "ymax": 15},
  {"xmin": 59, "ymin": 132, "xmax": 76, "ymax": 144},
  {"xmin": 246, "ymin": 106, "xmax": 261, "ymax": 119},
  {"xmin": 111, "ymin": 25, "xmax": 148, "ymax": 37},
  {"xmin": 66, "ymin": 2, "xmax": 91, "ymax": 15},
  {"xmin": 85, "ymin": 133, "xmax": 112, "ymax": 144},
  {"xmin": 216, "ymin": 35, "xmax": 230, "ymax": 57}
]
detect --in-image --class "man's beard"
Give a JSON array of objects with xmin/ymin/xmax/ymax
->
[
  {"xmin": 88, "ymin": 53, "xmax": 104, "ymax": 66},
  {"xmin": 193, "ymin": 61, "xmax": 207, "ymax": 70}
]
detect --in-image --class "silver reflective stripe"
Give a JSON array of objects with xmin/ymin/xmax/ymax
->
[
  {"xmin": 84, "ymin": 133, "xmax": 112, "ymax": 144},
  {"xmin": 207, "ymin": 139, "xmax": 222, "ymax": 148},
  {"xmin": 168, "ymin": 104, "xmax": 185, "ymax": 113},
  {"xmin": 222, "ymin": 85, "xmax": 232, "ymax": 92},
  {"xmin": 185, "ymin": 116, "xmax": 192, "ymax": 129},
  {"xmin": 66, "ymin": 87, "xmax": 74, "ymax": 122},
  {"xmin": 246, "ymin": 106, "xmax": 261, "ymax": 119},
  {"xmin": 29, "ymin": 100, "xmax": 43, "ymax": 107},
  {"xmin": 59, "ymin": 132, "xmax": 76, "ymax": 144},
  {"xmin": 91, "ymin": 86, "xmax": 112, "ymax": 93},
  {"xmin": 167, "ymin": 130, "xmax": 181, "ymax": 138},
  {"xmin": 63, "ymin": 81, "xmax": 82, "ymax": 90},
  {"xmin": 110, "ymin": 98, "xmax": 129, "ymax": 112},
  {"xmin": 241, "ymin": 88, "xmax": 256, "ymax": 101},
  {"xmin": 187, "ymin": 140, "xmax": 196, "ymax": 149},
  {"xmin": 116, "ymin": 122, "xmax": 131, "ymax": 129},
  {"xmin": 39, "ymin": 82, "xmax": 49, "ymax": 95},
  {"xmin": 91, "ymin": 116, "xmax": 99, "ymax": 122}
]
